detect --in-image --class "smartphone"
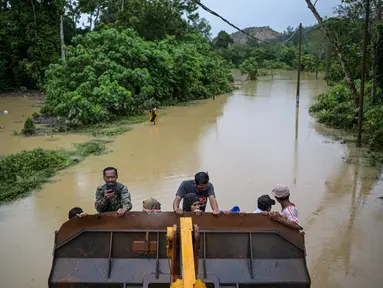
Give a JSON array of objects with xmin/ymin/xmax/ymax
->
[{"xmin": 106, "ymin": 184, "xmax": 115, "ymax": 192}]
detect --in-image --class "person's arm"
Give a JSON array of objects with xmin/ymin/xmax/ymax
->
[
  {"xmin": 173, "ymin": 196, "xmax": 182, "ymax": 213},
  {"xmin": 207, "ymin": 184, "xmax": 219, "ymax": 214},
  {"xmin": 209, "ymin": 195, "xmax": 219, "ymax": 211},
  {"xmin": 174, "ymin": 182, "xmax": 186, "ymax": 214},
  {"xmin": 269, "ymin": 211, "xmax": 303, "ymax": 230},
  {"xmin": 121, "ymin": 185, "xmax": 132, "ymax": 211},
  {"xmin": 95, "ymin": 187, "xmax": 108, "ymax": 212},
  {"xmin": 276, "ymin": 217, "xmax": 303, "ymax": 230}
]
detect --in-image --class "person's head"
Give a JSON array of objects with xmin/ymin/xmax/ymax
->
[
  {"xmin": 194, "ymin": 172, "xmax": 209, "ymax": 192},
  {"xmin": 103, "ymin": 167, "xmax": 118, "ymax": 184},
  {"xmin": 257, "ymin": 195, "xmax": 276, "ymax": 212},
  {"xmin": 68, "ymin": 207, "xmax": 83, "ymax": 220},
  {"xmin": 143, "ymin": 198, "xmax": 161, "ymax": 210},
  {"xmin": 183, "ymin": 193, "xmax": 201, "ymax": 212},
  {"xmin": 271, "ymin": 185, "xmax": 290, "ymax": 204}
]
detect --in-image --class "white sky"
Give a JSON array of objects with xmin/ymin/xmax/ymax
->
[
  {"xmin": 197, "ymin": 0, "xmax": 342, "ymax": 36},
  {"xmin": 79, "ymin": 0, "xmax": 342, "ymax": 36}
]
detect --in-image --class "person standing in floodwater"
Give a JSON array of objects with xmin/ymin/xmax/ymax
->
[
  {"xmin": 173, "ymin": 172, "xmax": 220, "ymax": 215},
  {"xmin": 148, "ymin": 107, "xmax": 158, "ymax": 125}
]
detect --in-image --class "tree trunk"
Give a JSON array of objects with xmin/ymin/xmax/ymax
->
[
  {"xmin": 30, "ymin": 0, "xmax": 37, "ymax": 37},
  {"xmin": 325, "ymin": 49, "xmax": 330, "ymax": 83},
  {"xmin": 305, "ymin": 0, "xmax": 359, "ymax": 105},
  {"xmin": 315, "ymin": 53, "xmax": 319, "ymax": 79},
  {"xmin": 94, "ymin": 6, "xmax": 100, "ymax": 28},
  {"xmin": 60, "ymin": 14, "xmax": 65, "ymax": 61},
  {"xmin": 371, "ymin": 0, "xmax": 382, "ymax": 104},
  {"xmin": 372, "ymin": 28, "xmax": 378, "ymax": 104},
  {"xmin": 121, "ymin": 0, "xmax": 125, "ymax": 11},
  {"xmin": 89, "ymin": 12, "xmax": 93, "ymax": 30}
]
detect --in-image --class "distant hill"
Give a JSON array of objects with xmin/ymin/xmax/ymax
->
[{"xmin": 230, "ymin": 26, "xmax": 281, "ymax": 44}]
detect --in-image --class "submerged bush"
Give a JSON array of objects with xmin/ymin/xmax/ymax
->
[
  {"xmin": 262, "ymin": 60, "xmax": 291, "ymax": 70},
  {"xmin": 0, "ymin": 149, "xmax": 72, "ymax": 202},
  {"xmin": 43, "ymin": 29, "xmax": 232, "ymax": 127},
  {"xmin": 0, "ymin": 140, "xmax": 107, "ymax": 203},
  {"xmin": 21, "ymin": 117, "xmax": 35, "ymax": 136},
  {"xmin": 74, "ymin": 140, "xmax": 106, "ymax": 157},
  {"xmin": 239, "ymin": 57, "xmax": 258, "ymax": 80}
]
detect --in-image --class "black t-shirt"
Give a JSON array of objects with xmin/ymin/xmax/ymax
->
[{"xmin": 176, "ymin": 180, "xmax": 215, "ymax": 212}]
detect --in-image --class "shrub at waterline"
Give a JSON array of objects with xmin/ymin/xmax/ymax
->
[
  {"xmin": 21, "ymin": 117, "xmax": 35, "ymax": 136},
  {"xmin": 310, "ymin": 80, "xmax": 383, "ymax": 153},
  {"xmin": 42, "ymin": 29, "xmax": 233, "ymax": 127},
  {"xmin": 239, "ymin": 57, "xmax": 259, "ymax": 80},
  {"xmin": 0, "ymin": 140, "xmax": 107, "ymax": 203}
]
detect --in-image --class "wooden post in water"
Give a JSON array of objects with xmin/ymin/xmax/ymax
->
[
  {"xmin": 357, "ymin": 0, "xmax": 370, "ymax": 147},
  {"xmin": 325, "ymin": 48, "xmax": 329, "ymax": 84},
  {"xmin": 295, "ymin": 23, "xmax": 302, "ymax": 140},
  {"xmin": 213, "ymin": 57, "xmax": 217, "ymax": 100},
  {"xmin": 315, "ymin": 53, "xmax": 319, "ymax": 80}
]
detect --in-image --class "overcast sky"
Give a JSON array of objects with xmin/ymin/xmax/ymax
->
[{"xmin": 197, "ymin": 0, "xmax": 342, "ymax": 36}]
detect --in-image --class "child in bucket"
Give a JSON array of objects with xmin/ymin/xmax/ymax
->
[
  {"xmin": 182, "ymin": 193, "xmax": 203, "ymax": 215},
  {"xmin": 223, "ymin": 195, "xmax": 274, "ymax": 216},
  {"xmin": 142, "ymin": 198, "xmax": 161, "ymax": 214},
  {"xmin": 68, "ymin": 207, "xmax": 88, "ymax": 220},
  {"xmin": 253, "ymin": 195, "xmax": 275, "ymax": 213}
]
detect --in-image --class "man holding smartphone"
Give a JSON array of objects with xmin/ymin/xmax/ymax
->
[{"xmin": 94, "ymin": 167, "xmax": 132, "ymax": 216}]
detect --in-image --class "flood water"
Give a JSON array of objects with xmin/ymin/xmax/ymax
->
[{"xmin": 0, "ymin": 71, "xmax": 382, "ymax": 288}]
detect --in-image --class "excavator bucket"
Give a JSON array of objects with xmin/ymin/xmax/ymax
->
[{"xmin": 48, "ymin": 212, "xmax": 311, "ymax": 288}]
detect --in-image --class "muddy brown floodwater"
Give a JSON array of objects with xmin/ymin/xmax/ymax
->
[{"xmin": 0, "ymin": 71, "xmax": 382, "ymax": 288}]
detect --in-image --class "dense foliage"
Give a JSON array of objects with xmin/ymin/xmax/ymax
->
[
  {"xmin": 42, "ymin": 29, "xmax": 232, "ymax": 126},
  {"xmin": 0, "ymin": 148, "xmax": 72, "ymax": 202},
  {"xmin": 310, "ymin": 81, "xmax": 383, "ymax": 151},
  {"xmin": 239, "ymin": 57, "xmax": 258, "ymax": 80},
  {"xmin": 308, "ymin": 0, "xmax": 383, "ymax": 160},
  {"xmin": 0, "ymin": 0, "xmax": 71, "ymax": 91},
  {"xmin": 0, "ymin": 0, "xmax": 211, "ymax": 92},
  {"xmin": 0, "ymin": 140, "xmax": 106, "ymax": 203}
]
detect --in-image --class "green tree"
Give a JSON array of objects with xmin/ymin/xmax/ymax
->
[
  {"xmin": 0, "ymin": 0, "xmax": 76, "ymax": 91},
  {"xmin": 240, "ymin": 57, "xmax": 258, "ymax": 80},
  {"xmin": 214, "ymin": 30, "xmax": 234, "ymax": 49},
  {"xmin": 42, "ymin": 29, "xmax": 232, "ymax": 126}
]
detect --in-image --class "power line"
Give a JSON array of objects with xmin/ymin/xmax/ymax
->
[
  {"xmin": 192, "ymin": 0, "xmax": 264, "ymax": 42},
  {"xmin": 282, "ymin": 28, "xmax": 298, "ymax": 45},
  {"xmin": 193, "ymin": 0, "xmax": 301, "ymax": 46}
]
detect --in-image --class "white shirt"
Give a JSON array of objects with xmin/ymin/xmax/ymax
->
[
  {"xmin": 281, "ymin": 205, "xmax": 301, "ymax": 226},
  {"xmin": 253, "ymin": 208, "xmax": 263, "ymax": 213}
]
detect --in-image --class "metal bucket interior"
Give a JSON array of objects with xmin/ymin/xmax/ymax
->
[{"xmin": 48, "ymin": 212, "xmax": 311, "ymax": 288}]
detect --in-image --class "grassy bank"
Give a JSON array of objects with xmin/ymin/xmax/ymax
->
[
  {"xmin": 24, "ymin": 98, "xmax": 201, "ymax": 137},
  {"xmin": 0, "ymin": 140, "xmax": 108, "ymax": 204},
  {"xmin": 310, "ymin": 80, "xmax": 383, "ymax": 167}
]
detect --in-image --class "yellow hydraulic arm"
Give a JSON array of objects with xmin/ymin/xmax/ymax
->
[{"xmin": 167, "ymin": 218, "xmax": 206, "ymax": 288}]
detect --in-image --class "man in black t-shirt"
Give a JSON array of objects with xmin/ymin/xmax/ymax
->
[{"xmin": 173, "ymin": 172, "xmax": 220, "ymax": 215}]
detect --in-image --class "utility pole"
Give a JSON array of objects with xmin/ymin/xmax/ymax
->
[
  {"xmin": 357, "ymin": 0, "xmax": 370, "ymax": 147},
  {"xmin": 295, "ymin": 23, "xmax": 302, "ymax": 140},
  {"xmin": 213, "ymin": 57, "xmax": 217, "ymax": 100},
  {"xmin": 60, "ymin": 15, "xmax": 65, "ymax": 61}
]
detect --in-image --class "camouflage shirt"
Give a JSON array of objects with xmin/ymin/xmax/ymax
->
[{"xmin": 94, "ymin": 182, "xmax": 132, "ymax": 212}]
